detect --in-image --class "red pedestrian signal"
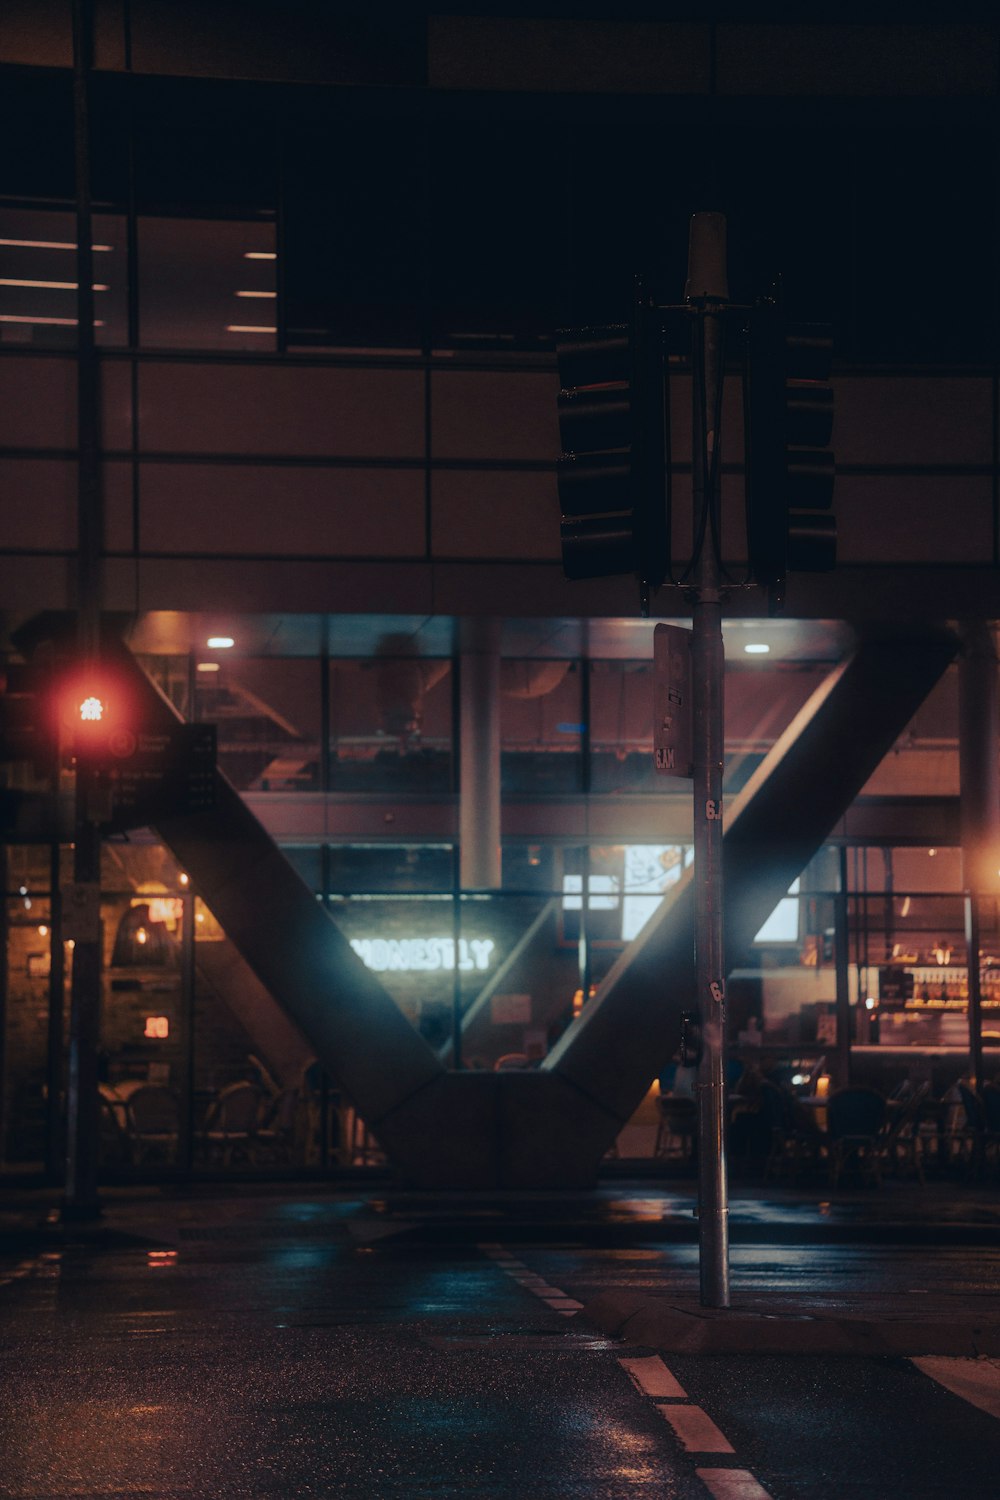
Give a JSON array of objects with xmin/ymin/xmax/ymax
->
[{"xmin": 78, "ymin": 694, "xmax": 107, "ymax": 723}]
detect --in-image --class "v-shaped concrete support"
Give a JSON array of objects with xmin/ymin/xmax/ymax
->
[{"xmin": 93, "ymin": 626, "xmax": 956, "ymax": 1188}]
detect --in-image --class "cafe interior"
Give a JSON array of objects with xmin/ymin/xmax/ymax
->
[{"xmin": 2, "ymin": 611, "xmax": 997, "ymax": 1184}]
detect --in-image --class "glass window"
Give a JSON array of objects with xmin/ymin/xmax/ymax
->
[
  {"xmin": 3, "ymin": 845, "xmax": 51, "ymax": 893},
  {"xmin": 329, "ymin": 657, "xmax": 453, "ymax": 794},
  {"xmin": 329, "ymin": 893, "xmax": 460, "ymax": 1046},
  {"xmin": 195, "ymin": 657, "xmax": 321, "ymax": 792},
  {"xmin": 429, "ymin": 112, "xmax": 567, "ymax": 349},
  {"xmin": 500, "ymin": 659, "xmax": 581, "ymax": 795},
  {"xmin": 2, "ymin": 896, "xmax": 53, "ymax": 1169},
  {"xmin": 456, "ymin": 891, "xmax": 573, "ymax": 1069},
  {"xmin": 0, "ymin": 207, "xmax": 127, "ymax": 349},
  {"xmin": 327, "ymin": 845, "xmax": 453, "ymax": 896},
  {"xmin": 280, "ymin": 846, "xmax": 322, "ymax": 895},
  {"xmin": 848, "ymin": 845, "xmax": 962, "ymax": 896},
  {"xmin": 589, "ymin": 661, "xmax": 657, "ymax": 794},
  {"xmin": 501, "ymin": 842, "xmax": 559, "ymax": 894},
  {"xmin": 134, "ymin": 655, "xmax": 192, "ymax": 722},
  {"xmin": 283, "ymin": 107, "xmax": 424, "ymax": 352},
  {"xmin": 138, "ymin": 217, "xmax": 276, "ymax": 351},
  {"xmin": 847, "ymin": 873, "xmax": 998, "ymax": 1052}
]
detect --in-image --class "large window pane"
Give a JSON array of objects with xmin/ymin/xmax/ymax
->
[
  {"xmin": 500, "ymin": 659, "xmax": 581, "ymax": 795},
  {"xmin": 0, "ymin": 207, "xmax": 127, "ymax": 349},
  {"xmin": 329, "ymin": 657, "xmax": 452, "ymax": 794},
  {"xmin": 457, "ymin": 892, "xmax": 571, "ymax": 1068},
  {"xmin": 329, "ymin": 893, "xmax": 458, "ymax": 1044},
  {"xmin": 195, "ymin": 657, "xmax": 321, "ymax": 792},
  {"xmin": 589, "ymin": 661, "xmax": 656, "ymax": 794},
  {"xmin": 138, "ymin": 216, "xmax": 276, "ymax": 351},
  {"xmin": 327, "ymin": 845, "xmax": 453, "ymax": 895},
  {"xmin": 284, "ymin": 106, "xmax": 424, "ymax": 351}
]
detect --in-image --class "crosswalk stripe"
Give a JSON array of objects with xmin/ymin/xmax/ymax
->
[
  {"xmin": 696, "ymin": 1467, "xmax": 774, "ymax": 1500},
  {"xmin": 618, "ymin": 1354, "xmax": 687, "ymax": 1399},
  {"xmin": 656, "ymin": 1403, "xmax": 735, "ymax": 1453},
  {"xmin": 911, "ymin": 1356, "xmax": 1000, "ymax": 1420}
]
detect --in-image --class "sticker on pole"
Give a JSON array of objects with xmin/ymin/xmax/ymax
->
[
  {"xmin": 61, "ymin": 882, "xmax": 101, "ymax": 943},
  {"xmin": 653, "ymin": 623, "xmax": 693, "ymax": 778}
]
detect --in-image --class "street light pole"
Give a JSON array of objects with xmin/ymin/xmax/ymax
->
[{"xmin": 685, "ymin": 213, "xmax": 730, "ymax": 1309}]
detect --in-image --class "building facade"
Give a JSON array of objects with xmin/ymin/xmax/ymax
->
[{"xmin": 1, "ymin": 5, "xmax": 998, "ymax": 1184}]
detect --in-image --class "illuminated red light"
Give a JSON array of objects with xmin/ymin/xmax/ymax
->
[{"xmin": 144, "ymin": 1016, "xmax": 169, "ymax": 1039}]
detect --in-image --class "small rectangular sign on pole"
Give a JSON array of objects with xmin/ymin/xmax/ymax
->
[
  {"xmin": 100, "ymin": 723, "xmax": 217, "ymax": 832},
  {"xmin": 653, "ymin": 622, "xmax": 693, "ymax": 778}
]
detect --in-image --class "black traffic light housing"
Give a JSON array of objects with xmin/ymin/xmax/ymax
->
[
  {"xmin": 555, "ymin": 281, "xmax": 669, "ymax": 588},
  {"xmin": 0, "ymin": 660, "xmax": 56, "ymax": 770},
  {"xmin": 745, "ymin": 299, "xmax": 836, "ymax": 604}
]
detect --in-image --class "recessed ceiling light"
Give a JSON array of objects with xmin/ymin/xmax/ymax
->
[
  {"xmin": 225, "ymin": 324, "xmax": 277, "ymax": 334},
  {"xmin": 243, "ymin": 251, "xmax": 277, "ymax": 260},
  {"xmin": 197, "ymin": 662, "xmax": 220, "ymax": 673},
  {"xmin": 0, "ymin": 278, "xmax": 109, "ymax": 290},
  {"xmin": 235, "ymin": 290, "xmax": 276, "ymax": 298},
  {"xmin": 206, "ymin": 636, "xmax": 234, "ymax": 649},
  {"xmin": 0, "ymin": 315, "xmax": 105, "ymax": 326},
  {"xmin": 0, "ymin": 238, "xmax": 113, "ymax": 251},
  {"xmin": 744, "ymin": 643, "xmax": 770, "ymax": 655}
]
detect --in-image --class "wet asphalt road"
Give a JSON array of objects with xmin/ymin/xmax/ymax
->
[{"xmin": 1, "ymin": 1190, "xmax": 999, "ymax": 1499}]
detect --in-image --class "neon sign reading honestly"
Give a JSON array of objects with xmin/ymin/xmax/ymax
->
[{"xmin": 349, "ymin": 937, "xmax": 495, "ymax": 973}]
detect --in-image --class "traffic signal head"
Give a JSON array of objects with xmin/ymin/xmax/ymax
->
[
  {"xmin": 745, "ymin": 303, "xmax": 836, "ymax": 600},
  {"xmin": 58, "ymin": 670, "xmax": 136, "ymax": 769},
  {"xmin": 555, "ymin": 288, "xmax": 668, "ymax": 588}
]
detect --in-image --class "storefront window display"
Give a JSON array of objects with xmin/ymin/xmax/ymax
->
[{"xmin": 3, "ymin": 822, "xmax": 994, "ymax": 1181}]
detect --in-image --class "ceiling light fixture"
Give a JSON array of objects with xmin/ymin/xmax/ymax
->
[
  {"xmin": 235, "ymin": 290, "xmax": 276, "ymax": 298},
  {"xmin": 206, "ymin": 636, "xmax": 234, "ymax": 649},
  {"xmin": 744, "ymin": 643, "xmax": 770, "ymax": 655},
  {"xmin": 0, "ymin": 238, "xmax": 113, "ymax": 251},
  {"xmin": 0, "ymin": 278, "xmax": 109, "ymax": 290},
  {"xmin": 225, "ymin": 324, "xmax": 277, "ymax": 333},
  {"xmin": 243, "ymin": 251, "xmax": 277, "ymax": 260},
  {"xmin": 196, "ymin": 662, "xmax": 220, "ymax": 673},
  {"xmin": 0, "ymin": 314, "xmax": 105, "ymax": 326}
]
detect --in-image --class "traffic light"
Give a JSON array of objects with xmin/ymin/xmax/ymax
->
[
  {"xmin": 555, "ymin": 283, "xmax": 668, "ymax": 586},
  {"xmin": 744, "ymin": 300, "xmax": 835, "ymax": 600},
  {"xmin": 64, "ymin": 676, "xmax": 131, "ymax": 770}
]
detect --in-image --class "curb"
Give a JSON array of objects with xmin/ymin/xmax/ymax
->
[{"xmin": 578, "ymin": 1291, "xmax": 1000, "ymax": 1357}]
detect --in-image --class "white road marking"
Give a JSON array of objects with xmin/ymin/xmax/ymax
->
[
  {"xmin": 656, "ymin": 1403, "xmax": 735, "ymax": 1453},
  {"xmin": 911, "ymin": 1356, "xmax": 1000, "ymax": 1420},
  {"xmin": 618, "ymin": 1355, "xmax": 687, "ymax": 1399},
  {"xmin": 696, "ymin": 1467, "xmax": 775, "ymax": 1500}
]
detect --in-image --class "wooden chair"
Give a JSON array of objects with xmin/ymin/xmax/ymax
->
[
  {"xmin": 199, "ymin": 1081, "xmax": 264, "ymax": 1166},
  {"xmin": 124, "ymin": 1084, "xmax": 180, "ymax": 1167}
]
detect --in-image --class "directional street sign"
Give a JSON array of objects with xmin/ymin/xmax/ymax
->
[
  {"xmin": 98, "ymin": 722, "xmax": 217, "ymax": 831},
  {"xmin": 653, "ymin": 622, "xmax": 693, "ymax": 778}
]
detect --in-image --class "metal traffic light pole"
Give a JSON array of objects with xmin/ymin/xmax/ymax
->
[
  {"xmin": 685, "ymin": 213, "xmax": 730, "ymax": 1308},
  {"xmin": 64, "ymin": 0, "xmax": 104, "ymax": 1219}
]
